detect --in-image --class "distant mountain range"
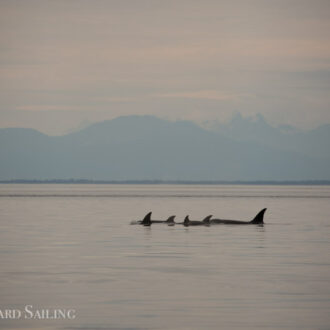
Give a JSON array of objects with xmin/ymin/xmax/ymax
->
[
  {"xmin": 0, "ymin": 115, "xmax": 329, "ymax": 181},
  {"xmin": 206, "ymin": 113, "xmax": 330, "ymax": 159}
]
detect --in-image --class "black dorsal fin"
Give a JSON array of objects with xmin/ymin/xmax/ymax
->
[
  {"xmin": 202, "ymin": 215, "xmax": 212, "ymax": 224},
  {"xmin": 166, "ymin": 215, "xmax": 176, "ymax": 223},
  {"xmin": 141, "ymin": 212, "xmax": 152, "ymax": 225},
  {"xmin": 250, "ymin": 208, "xmax": 267, "ymax": 224},
  {"xmin": 184, "ymin": 215, "xmax": 190, "ymax": 226}
]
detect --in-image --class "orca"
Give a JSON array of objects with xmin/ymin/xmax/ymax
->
[
  {"xmin": 210, "ymin": 208, "xmax": 266, "ymax": 225},
  {"xmin": 179, "ymin": 215, "xmax": 212, "ymax": 226},
  {"xmin": 130, "ymin": 212, "xmax": 175, "ymax": 225}
]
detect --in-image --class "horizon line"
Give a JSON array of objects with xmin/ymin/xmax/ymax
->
[{"xmin": 1, "ymin": 179, "xmax": 330, "ymax": 185}]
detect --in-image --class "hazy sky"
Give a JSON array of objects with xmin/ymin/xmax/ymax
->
[{"xmin": 1, "ymin": 0, "xmax": 330, "ymax": 134}]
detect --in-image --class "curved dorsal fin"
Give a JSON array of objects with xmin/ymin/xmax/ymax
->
[
  {"xmin": 202, "ymin": 215, "xmax": 212, "ymax": 223},
  {"xmin": 250, "ymin": 208, "xmax": 267, "ymax": 224},
  {"xmin": 141, "ymin": 212, "xmax": 152, "ymax": 225},
  {"xmin": 166, "ymin": 215, "xmax": 176, "ymax": 223},
  {"xmin": 184, "ymin": 215, "xmax": 190, "ymax": 225}
]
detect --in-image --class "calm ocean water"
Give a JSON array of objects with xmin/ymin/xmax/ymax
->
[{"xmin": 0, "ymin": 184, "xmax": 329, "ymax": 330}]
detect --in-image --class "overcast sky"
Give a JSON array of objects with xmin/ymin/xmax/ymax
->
[{"xmin": 1, "ymin": 0, "xmax": 330, "ymax": 134}]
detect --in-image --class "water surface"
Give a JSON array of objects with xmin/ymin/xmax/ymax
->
[{"xmin": 0, "ymin": 184, "xmax": 329, "ymax": 329}]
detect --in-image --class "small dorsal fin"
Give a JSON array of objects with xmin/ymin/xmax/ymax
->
[
  {"xmin": 184, "ymin": 215, "xmax": 190, "ymax": 225},
  {"xmin": 166, "ymin": 215, "xmax": 176, "ymax": 223},
  {"xmin": 202, "ymin": 215, "xmax": 212, "ymax": 223}
]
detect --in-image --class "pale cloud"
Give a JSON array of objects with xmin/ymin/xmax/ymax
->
[
  {"xmin": 15, "ymin": 105, "xmax": 83, "ymax": 112},
  {"xmin": 0, "ymin": 0, "xmax": 330, "ymax": 133},
  {"xmin": 154, "ymin": 90, "xmax": 253, "ymax": 102}
]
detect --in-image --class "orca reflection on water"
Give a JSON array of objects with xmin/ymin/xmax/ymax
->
[
  {"xmin": 131, "ymin": 212, "xmax": 175, "ymax": 226},
  {"xmin": 180, "ymin": 215, "xmax": 212, "ymax": 226},
  {"xmin": 210, "ymin": 208, "xmax": 266, "ymax": 225}
]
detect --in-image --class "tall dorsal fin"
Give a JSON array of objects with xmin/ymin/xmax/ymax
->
[
  {"xmin": 250, "ymin": 208, "xmax": 267, "ymax": 224},
  {"xmin": 141, "ymin": 212, "xmax": 152, "ymax": 225},
  {"xmin": 166, "ymin": 215, "xmax": 176, "ymax": 223},
  {"xmin": 202, "ymin": 215, "xmax": 212, "ymax": 223}
]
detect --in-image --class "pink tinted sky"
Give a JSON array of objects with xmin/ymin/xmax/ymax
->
[{"xmin": 0, "ymin": 0, "xmax": 330, "ymax": 134}]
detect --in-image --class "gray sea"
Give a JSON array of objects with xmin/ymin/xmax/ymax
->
[{"xmin": 0, "ymin": 184, "xmax": 329, "ymax": 330}]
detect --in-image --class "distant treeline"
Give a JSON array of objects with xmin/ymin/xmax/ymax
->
[{"xmin": 1, "ymin": 179, "xmax": 330, "ymax": 185}]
